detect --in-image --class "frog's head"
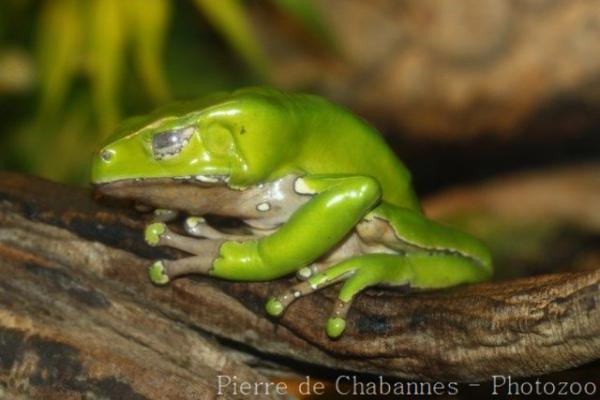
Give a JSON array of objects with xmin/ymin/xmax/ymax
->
[{"xmin": 91, "ymin": 88, "xmax": 295, "ymax": 189}]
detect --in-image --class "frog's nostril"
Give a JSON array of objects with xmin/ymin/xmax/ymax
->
[{"xmin": 101, "ymin": 149, "xmax": 114, "ymax": 162}]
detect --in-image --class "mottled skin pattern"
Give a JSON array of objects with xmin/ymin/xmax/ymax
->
[{"xmin": 92, "ymin": 87, "xmax": 492, "ymax": 338}]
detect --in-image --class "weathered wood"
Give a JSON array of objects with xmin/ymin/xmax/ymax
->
[
  {"xmin": 425, "ymin": 163, "xmax": 600, "ymax": 228},
  {"xmin": 0, "ymin": 189, "xmax": 286, "ymax": 398},
  {"xmin": 0, "ymin": 167, "xmax": 599, "ymax": 397}
]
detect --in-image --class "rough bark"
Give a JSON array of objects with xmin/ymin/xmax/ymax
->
[
  {"xmin": 0, "ymin": 182, "xmax": 287, "ymax": 399},
  {"xmin": 0, "ymin": 167, "xmax": 599, "ymax": 397}
]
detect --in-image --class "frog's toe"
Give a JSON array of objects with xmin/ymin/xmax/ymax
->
[
  {"xmin": 326, "ymin": 317, "xmax": 346, "ymax": 338},
  {"xmin": 264, "ymin": 280, "xmax": 316, "ymax": 318},
  {"xmin": 153, "ymin": 208, "xmax": 179, "ymax": 222},
  {"xmin": 296, "ymin": 266, "xmax": 313, "ymax": 280},
  {"xmin": 265, "ymin": 297, "xmax": 284, "ymax": 316},
  {"xmin": 184, "ymin": 216, "xmax": 205, "ymax": 236},
  {"xmin": 296, "ymin": 262, "xmax": 337, "ymax": 281},
  {"xmin": 144, "ymin": 222, "xmax": 166, "ymax": 246},
  {"xmin": 265, "ymin": 261, "xmax": 360, "ymax": 332},
  {"xmin": 148, "ymin": 260, "xmax": 170, "ymax": 285}
]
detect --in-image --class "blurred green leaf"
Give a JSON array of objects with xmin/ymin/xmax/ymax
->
[
  {"xmin": 0, "ymin": 0, "xmax": 32, "ymax": 42},
  {"xmin": 37, "ymin": 97, "xmax": 93, "ymax": 182},
  {"xmin": 126, "ymin": 0, "xmax": 171, "ymax": 107},
  {"xmin": 36, "ymin": 0, "xmax": 82, "ymax": 124},
  {"xmin": 193, "ymin": 0, "xmax": 269, "ymax": 78},
  {"xmin": 88, "ymin": 0, "xmax": 126, "ymax": 137},
  {"xmin": 3, "ymin": 0, "xmax": 339, "ymax": 184}
]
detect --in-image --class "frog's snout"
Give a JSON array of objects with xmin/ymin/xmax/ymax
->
[{"xmin": 91, "ymin": 146, "xmax": 118, "ymax": 184}]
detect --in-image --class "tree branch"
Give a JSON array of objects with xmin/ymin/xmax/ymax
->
[{"xmin": 0, "ymin": 168, "xmax": 599, "ymax": 394}]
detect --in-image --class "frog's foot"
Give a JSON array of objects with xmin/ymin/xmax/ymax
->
[
  {"xmin": 153, "ymin": 208, "xmax": 179, "ymax": 222},
  {"xmin": 266, "ymin": 258, "xmax": 359, "ymax": 338},
  {"xmin": 144, "ymin": 222, "xmax": 223, "ymax": 282},
  {"xmin": 286, "ymin": 253, "xmax": 491, "ymax": 338},
  {"xmin": 266, "ymin": 254, "xmax": 417, "ymax": 338},
  {"xmin": 184, "ymin": 217, "xmax": 249, "ymax": 241}
]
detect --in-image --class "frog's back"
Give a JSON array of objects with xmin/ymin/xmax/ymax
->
[{"xmin": 265, "ymin": 90, "xmax": 421, "ymax": 212}]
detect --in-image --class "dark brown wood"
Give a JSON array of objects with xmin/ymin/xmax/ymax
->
[
  {"xmin": 0, "ymin": 174, "xmax": 287, "ymax": 399},
  {"xmin": 0, "ymin": 168, "xmax": 599, "ymax": 397}
]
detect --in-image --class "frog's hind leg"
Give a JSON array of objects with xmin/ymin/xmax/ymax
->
[
  {"xmin": 330, "ymin": 253, "xmax": 491, "ymax": 337},
  {"xmin": 265, "ymin": 259, "xmax": 358, "ymax": 317},
  {"xmin": 295, "ymin": 260, "xmax": 336, "ymax": 281},
  {"xmin": 267, "ymin": 254, "xmax": 405, "ymax": 338},
  {"xmin": 357, "ymin": 203, "xmax": 493, "ymax": 278},
  {"xmin": 267, "ymin": 253, "xmax": 488, "ymax": 338}
]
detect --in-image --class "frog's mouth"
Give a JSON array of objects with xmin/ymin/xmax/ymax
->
[
  {"xmin": 95, "ymin": 174, "xmax": 228, "ymax": 193},
  {"xmin": 94, "ymin": 175, "xmax": 240, "ymax": 216}
]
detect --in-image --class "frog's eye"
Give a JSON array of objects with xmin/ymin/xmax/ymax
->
[{"xmin": 152, "ymin": 126, "xmax": 195, "ymax": 160}]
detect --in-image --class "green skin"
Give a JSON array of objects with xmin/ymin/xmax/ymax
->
[{"xmin": 91, "ymin": 87, "xmax": 492, "ymax": 338}]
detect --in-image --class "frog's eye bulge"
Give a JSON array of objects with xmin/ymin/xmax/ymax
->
[
  {"xmin": 152, "ymin": 126, "xmax": 195, "ymax": 160},
  {"xmin": 201, "ymin": 123, "xmax": 235, "ymax": 156}
]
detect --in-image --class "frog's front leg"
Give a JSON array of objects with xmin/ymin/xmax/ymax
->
[
  {"xmin": 146, "ymin": 214, "xmax": 275, "ymax": 284},
  {"xmin": 169, "ymin": 213, "xmax": 335, "ymax": 281},
  {"xmin": 211, "ymin": 175, "xmax": 382, "ymax": 281},
  {"xmin": 146, "ymin": 174, "xmax": 381, "ymax": 283}
]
